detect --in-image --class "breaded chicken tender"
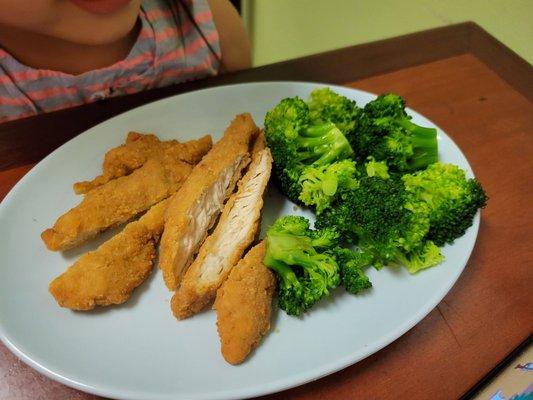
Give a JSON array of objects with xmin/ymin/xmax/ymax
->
[
  {"xmin": 74, "ymin": 133, "xmax": 211, "ymax": 194},
  {"xmin": 41, "ymin": 136, "xmax": 212, "ymax": 251},
  {"xmin": 171, "ymin": 135, "xmax": 272, "ymax": 319},
  {"xmin": 214, "ymin": 242, "xmax": 276, "ymax": 365},
  {"xmin": 49, "ymin": 198, "xmax": 171, "ymax": 310},
  {"xmin": 159, "ymin": 113, "xmax": 258, "ymax": 290}
]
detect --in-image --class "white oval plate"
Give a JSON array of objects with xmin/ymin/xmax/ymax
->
[{"xmin": 0, "ymin": 82, "xmax": 479, "ymax": 400}]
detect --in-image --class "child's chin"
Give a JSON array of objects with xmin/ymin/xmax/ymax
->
[
  {"xmin": 75, "ymin": 25, "xmax": 138, "ymax": 46},
  {"xmin": 49, "ymin": 0, "xmax": 141, "ymax": 46}
]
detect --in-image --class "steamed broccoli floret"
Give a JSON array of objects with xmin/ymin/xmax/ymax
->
[
  {"xmin": 349, "ymin": 175, "xmax": 431, "ymax": 266},
  {"xmin": 316, "ymin": 174, "xmax": 439, "ymax": 272},
  {"xmin": 264, "ymin": 96, "xmax": 354, "ymax": 203},
  {"xmin": 333, "ymin": 247, "xmax": 373, "ymax": 294},
  {"xmin": 263, "ymin": 216, "xmax": 342, "ymax": 316},
  {"xmin": 395, "ymin": 241, "xmax": 443, "ymax": 274},
  {"xmin": 314, "ymin": 194, "xmax": 356, "ymax": 243},
  {"xmin": 298, "ymin": 160, "xmax": 359, "ymax": 213},
  {"xmin": 264, "ymin": 89, "xmax": 486, "ymax": 281},
  {"xmin": 403, "ymin": 163, "xmax": 488, "ymax": 246},
  {"xmin": 348, "ymin": 93, "xmax": 438, "ymax": 172},
  {"xmin": 308, "ymin": 88, "xmax": 360, "ymax": 136}
]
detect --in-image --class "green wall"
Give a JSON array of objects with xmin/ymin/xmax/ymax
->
[{"xmin": 244, "ymin": 0, "xmax": 533, "ymax": 66}]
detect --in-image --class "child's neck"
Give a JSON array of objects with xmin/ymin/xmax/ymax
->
[{"xmin": 0, "ymin": 21, "xmax": 140, "ymax": 75}]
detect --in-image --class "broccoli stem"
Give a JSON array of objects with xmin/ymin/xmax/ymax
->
[
  {"xmin": 265, "ymin": 256, "xmax": 299, "ymax": 284},
  {"xmin": 398, "ymin": 119, "xmax": 438, "ymax": 170},
  {"xmin": 303, "ymin": 122, "xmax": 337, "ymax": 137},
  {"xmin": 297, "ymin": 123, "xmax": 354, "ymax": 166}
]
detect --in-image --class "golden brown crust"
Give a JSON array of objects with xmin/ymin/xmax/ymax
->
[
  {"xmin": 251, "ymin": 130, "xmax": 266, "ymax": 153},
  {"xmin": 73, "ymin": 134, "xmax": 212, "ymax": 194},
  {"xmin": 171, "ymin": 141, "xmax": 272, "ymax": 319},
  {"xmin": 159, "ymin": 113, "xmax": 259, "ymax": 290},
  {"xmin": 214, "ymin": 242, "xmax": 276, "ymax": 365},
  {"xmin": 48, "ymin": 198, "xmax": 171, "ymax": 310},
  {"xmin": 42, "ymin": 137, "xmax": 211, "ymax": 252},
  {"xmin": 73, "ymin": 132, "xmax": 160, "ymax": 194},
  {"xmin": 42, "ymin": 159, "xmax": 188, "ymax": 251}
]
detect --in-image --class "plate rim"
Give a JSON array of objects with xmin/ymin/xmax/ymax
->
[{"xmin": 0, "ymin": 81, "xmax": 480, "ymax": 400}]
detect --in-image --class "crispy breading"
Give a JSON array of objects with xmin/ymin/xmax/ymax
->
[
  {"xmin": 159, "ymin": 113, "xmax": 259, "ymax": 290},
  {"xmin": 171, "ymin": 136, "xmax": 272, "ymax": 319},
  {"xmin": 48, "ymin": 198, "xmax": 171, "ymax": 310},
  {"xmin": 42, "ymin": 136, "xmax": 212, "ymax": 251},
  {"xmin": 214, "ymin": 242, "xmax": 276, "ymax": 365},
  {"xmin": 73, "ymin": 134, "xmax": 212, "ymax": 194}
]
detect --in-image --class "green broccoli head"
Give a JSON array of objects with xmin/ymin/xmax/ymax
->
[
  {"xmin": 264, "ymin": 97, "xmax": 309, "ymax": 174},
  {"xmin": 314, "ymin": 195, "xmax": 357, "ymax": 243},
  {"xmin": 364, "ymin": 93, "xmax": 406, "ymax": 119},
  {"xmin": 348, "ymin": 93, "xmax": 438, "ymax": 172},
  {"xmin": 317, "ymin": 174, "xmax": 433, "ymax": 270},
  {"xmin": 365, "ymin": 157, "xmax": 390, "ymax": 179},
  {"xmin": 264, "ymin": 216, "xmax": 342, "ymax": 316},
  {"xmin": 309, "ymin": 227, "xmax": 342, "ymax": 249},
  {"xmin": 350, "ymin": 175, "xmax": 429, "ymax": 265},
  {"xmin": 308, "ymin": 88, "xmax": 360, "ymax": 136},
  {"xmin": 264, "ymin": 96, "xmax": 355, "ymax": 203},
  {"xmin": 332, "ymin": 247, "xmax": 373, "ymax": 294},
  {"xmin": 403, "ymin": 162, "xmax": 488, "ymax": 246},
  {"xmin": 298, "ymin": 160, "xmax": 359, "ymax": 213},
  {"xmin": 395, "ymin": 240, "xmax": 444, "ymax": 274}
]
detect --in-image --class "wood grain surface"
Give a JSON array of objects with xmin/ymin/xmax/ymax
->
[{"xmin": 0, "ymin": 23, "xmax": 532, "ymax": 400}]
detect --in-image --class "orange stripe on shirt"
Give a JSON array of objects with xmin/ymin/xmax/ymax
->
[
  {"xmin": 139, "ymin": 51, "xmax": 218, "ymax": 87},
  {"xmin": 145, "ymin": 8, "xmax": 173, "ymax": 20},
  {"xmin": 0, "ymin": 96, "xmax": 30, "ymax": 106},
  {"xmin": 183, "ymin": 31, "xmax": 219, "ymax": 56},
  {"xmin": 26, "ymin": 86, "xmax": 79, "ymax": 101},
  {"xmin": 154, "ymin": 10, "xmax": 214, "ymax": 44},
  {"xmin": 0, "ymin": 0, "xmax": 221, "ymax": 122}
]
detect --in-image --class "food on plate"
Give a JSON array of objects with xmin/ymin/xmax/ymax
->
[
  {"xmin": 315, "ymin": 161, "xmax": 487, "ymax": 273},
  {"xmin": 263, "ymin": 216, "xmax": 346, "ymax": 316},
  {"xmin": 332, "ymin": 247, "xmax": 373, "ymax": 294},
  {"xmin": 171, "ymin": 134, "xmax": 272, "ymax": 319},
  {"xmin": 214, "ymin": 241, "xmax": 275, "ymax": 365},
  {"xmin": 73, "ymin": 133, "xmax": 212, "ymax": 194},
  {"xmin": 263, "ymin": 92, "xmax": 354, "ymax": 203},
  {"xmin": 38, "ymin": 86, "xmax": 487, "ymax": 367},
  {"xmin": 159, "ymin": 113, "xmax": 258, "ymax": 290},
  {"xmin": 49, "ymin": 198, "xmax": 171, "ymax": 310},
  {"xmin": 298, "ymin": 159, "xmax": 359, "ymax": 213},
  {"xmin": 41, "ymin": 136, "xmax": 212, "ymax": 251},
  {"xmin": 346, "ymin": 92, "xmax": 438, "ymax": 172},
  {"xmin": 72, "ymin": 132, "xmax": 160, "ymax": 194},
  {"xmin": 263, "ymin": 88, "xmax": 487, "ymax": 315},
  {"xmin": 400, "ymin": 162, "xmax": 488, "ymax": 246}
]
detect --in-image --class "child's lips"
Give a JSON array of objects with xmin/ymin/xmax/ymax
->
[{"xmin": 69, "ymin": 0, "xmax": 132, "ymax": 15}]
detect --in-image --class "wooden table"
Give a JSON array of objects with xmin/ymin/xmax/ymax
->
[{"xmin": 1, "ymin": 22, "xmax": 531, "ymax": 400}]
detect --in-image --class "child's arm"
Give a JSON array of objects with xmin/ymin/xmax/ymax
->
[{"xmin": 208, "ymin": 0, "xmax": 252, "ymax": 72}]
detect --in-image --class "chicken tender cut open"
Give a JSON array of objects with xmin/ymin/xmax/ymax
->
[
  {"xmin": 171, "ymin": 135, "xmax": 272, "ymax": 319},
  {"xmin": 49, "ymin": 198, "xmax": 170, "ymax": 310},
  {"xmin": 214, "ymin": 242, "xmax": 276, "ymax": 365},
  {"xmin": 41, "ymin": 136, "xmax": 211, "ymax": 251},
  {"xmin": 73, "ymin": 133, "xmax": 211, "ymax": 194},
  {"xmin": 159, "ymin": 113, "xmax": 259, "ymax": 290}
]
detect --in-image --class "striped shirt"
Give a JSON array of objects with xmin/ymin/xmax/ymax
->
[{"xmin": 0, "ymin": 0, "xmax": 221, "ymax": 123}]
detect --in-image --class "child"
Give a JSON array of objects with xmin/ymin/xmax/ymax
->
[{"xmin": 0, "ymin": 0, "xmax": 251, "ymax": 123}]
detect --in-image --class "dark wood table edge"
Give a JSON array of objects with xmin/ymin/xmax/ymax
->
[
  {"xmin": 0, "ymin": 21, "xmax": 531, "ymax": 172},
  {"xmin": 467, "ymin": 23, "xmax": 533, "ymax": 102}
]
